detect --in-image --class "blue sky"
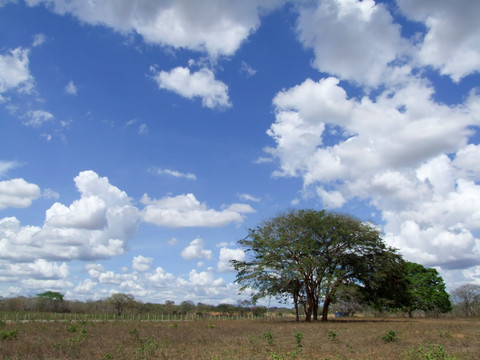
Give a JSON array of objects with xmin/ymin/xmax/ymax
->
[{"xmin": 1, "ymin": 0, "xmax": 479, "ymax": 306}]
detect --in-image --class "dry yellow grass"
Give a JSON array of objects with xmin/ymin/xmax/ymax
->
[{"xmin": 1, "ymin": 317, "xmax": 478, "ymax": 359}]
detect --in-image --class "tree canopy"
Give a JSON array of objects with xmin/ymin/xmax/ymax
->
[
  {"xmin": 232, "ymin": 209, "xmax": 407, "ymax": 321},
  {"xmin": 37, "ymin": 291, "xmax": 64, "ymax": 302},
  {"xmin": 403, "ymin": 261, "xmax": 451, "ymax": 317},
  {"xmin": 107, "ymin": 293, "xmax": 136, "ymax": 316}
]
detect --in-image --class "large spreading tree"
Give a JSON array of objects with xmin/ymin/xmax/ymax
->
[{"xmin": 232, "ymin": 209, "xmax": 407, "ymax": 321}]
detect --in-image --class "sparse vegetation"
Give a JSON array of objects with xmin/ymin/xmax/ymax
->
[{"xmin": 0, "ymin": 317, "xmax": 478, "ymax": 359}]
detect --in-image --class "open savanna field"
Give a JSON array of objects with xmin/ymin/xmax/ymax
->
[{"xmin": 1, "ymin": 316, "xmax": 479, "ymax": 360}]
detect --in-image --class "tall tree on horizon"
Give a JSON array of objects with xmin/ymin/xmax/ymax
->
[{"xmin": 232, "ymin": 209, "xmax": 406, "ymax": 321}]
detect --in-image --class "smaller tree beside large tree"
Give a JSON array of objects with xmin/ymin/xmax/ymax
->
[{"xmin": 403, "ymin": 262, "xmax": 451, "ymax": 317}]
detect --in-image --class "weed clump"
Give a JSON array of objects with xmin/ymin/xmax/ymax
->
[
  {"xmin": 327, "ymin": 330, "xmax": 337, "ymax": 341},
  {"xmin": 380, "ymin": 329, "xmax": 398, "ymax": 343},
  {"xmin": 261, "ymin": 331, "xmax": 276, "ymax": 345},
  {"xmin": 402, "ymin": 343, "xmax": 459, "ymax": 360},
  {"xmin": 1, "ymin": 328, "xmax": 18, "ymax": 340},
  {"xmin": 66, "ymin": 323, "xmax": 78, "ymax": 333}
]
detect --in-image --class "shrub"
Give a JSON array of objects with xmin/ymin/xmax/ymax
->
[
  {"xmin": 380, "ymin": 329, "xmax": 398, "ymax": 343},
  {"xmin": 66, "ymin": 323, "xmax": 78, "ymax": 333},
  {"xmin": 261, "ymin": 331, "xmax": 276, "ymax": 345},
  {"xmin": 0, "ymin": 328, "xmax": 19, "ymax": 340},
  {"xmin": 402, "ymin": 343, "xmax": 459, "ymax": 360},
  {"xmin": 327, "ymin": 330, "xmax": 337, "ymax": 341}
]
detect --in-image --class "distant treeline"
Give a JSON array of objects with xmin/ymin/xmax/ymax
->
[
  {"xmin": 2, "ymin": 282, "xmax": 479, "ymax": 319},
  {"xmin": 0, "ymin": 293, "xmax": 274, "ymax": 318}
]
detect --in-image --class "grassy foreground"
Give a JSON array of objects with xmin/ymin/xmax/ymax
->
[{"xmin": 1, "ymin": 317, "xmax": 478, "ymax": 359}]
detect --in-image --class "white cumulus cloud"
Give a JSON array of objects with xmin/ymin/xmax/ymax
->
[
  {"xmin": 0, "ymin": 47, "xmax": 34, "ymax": 96},
  {"xmin": 151, "ymin": 66, "xmax": 231, "ymax": 109},
  {"xmin": 397, "ymin": 0, "xmax": 480, "ymax": 81},
  {"xmin": 132, "ymin": 255, "xmax": 153, "ymax": 272},
  {"xmin": 141, "ymin": 193, "xmax": 254, "ymax": 228},
  {"xmin": 266, "ymin": 75, "xmax": 480, "ymax": 273},
  {"xmin": 296, "ymin": 0, "xmax": 409, "ymax": 87},
  {"xmin": 24, "ymin": 0, "xmax": 283, "ymax": 58},
  {"xmin": 0, "ymin": 170, "xmax": 140, "ymax": 261},
  {"xmin": 0, "ymin": 178, "xmax": 41, "ymax": 210},
  {"xmin": 181, "ymin": 237, "xmax": 213, "ymax": 261},
  {"xmin": 217, "ymin": 247, "xmax": 245, "ymax": 273}
]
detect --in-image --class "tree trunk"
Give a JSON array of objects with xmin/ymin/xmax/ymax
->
[
  {"xmin": 408, "ymin": 307, "xmax": 412, "ymax": 318},
  {"xmin": 293, "ymin": 292, "xmax": 300, "ymax": 322},
  {"xmin": 313, "ymin": 300, "xmax": 318, "ymax": 321},
  {"xmin": 321, "ymin": 297, "xmax": 331, "ymax": 322},
  {"xmin": 305, "ymin": 291, "xmax": 316, "ymax": 322}
]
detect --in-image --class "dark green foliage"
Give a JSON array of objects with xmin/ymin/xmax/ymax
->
[
  {"xmin": 380, "ymin": 330, "xmax": 398, "ymax": 343},
  {"xmin": 404, "ymin": 262, "xmax": 452, "ymax": 317},
  {"xmin": 66, "ymin": 323, "xmax": 79, "ymax": 333},
  {"xmin": 1, "ymin": 328, "xmax": 19, "ymax": 340},
  {"xmin": 37, "ymin": 291, "xmax": 64, "ymax": 302}
]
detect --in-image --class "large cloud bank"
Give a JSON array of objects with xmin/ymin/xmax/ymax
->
[{"xmin": 265, "ymin": 0, "xmax": 480, "ymax": 279}]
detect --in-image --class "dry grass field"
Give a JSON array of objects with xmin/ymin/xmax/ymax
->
[{"xmin": 1, "ymin": 317, "xmax": 478, "ymax": 359}]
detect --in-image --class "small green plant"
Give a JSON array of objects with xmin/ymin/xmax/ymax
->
[
  {"xmin": 134, "ymin": 335, "xmax": 159, "ymax": 360},
  {"xmin": 172, "ymin": 322, "xmax": 179, "ymax": 328},
  {"xmin": 294, "ymin": 331, "xmax": 303, "ymax": 348},
  {"xmin": 129, "ymin": 327, "xmax": 140, "ymax": 341},
  {"xmin": 67, "ymin": 323, "xmax": 79, "ymax": 333},
  {"xmin": 261, "ymin": 331, "xmax": 276, "ymax": 345},
  {"xmin": 436, "ymin": 328, "xmax": 451, "ymax": 338},
  {"xmin": 0, "ymin": 328, "xmax": 19, "ymax": 340},
  {"xmin": 270, "ymin": 350, "xmax": 300, "ymax": 360},
  {"xmin": 67, "ymin": 327, "xmax": 87, "ymax": 344},
  {"xmin": 327, "ymin": 330, "xmax": 337, "ymax": 341},
  {"xmin": 208, "ymin": 323, "xmax": 216, "ymax": 329},
  {"xmin": 270, "ymin": 352, "xmax": 286, "ymax": 360},
  {"xmin": 381, "ymin": 329, "xmax": 398, "ymax": 343},
  {"xmin": 104, "ymin": 353, "xmax": 113, "ymax": 360},
  {"xmin": 402, "ymin": 343, "xmax": 459, "ymax": 360}
]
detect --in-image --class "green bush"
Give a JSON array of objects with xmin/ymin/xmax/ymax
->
[
  {"xmin": 0, "ymin": 328, "xmax": 18, "ymax": 340},
  {"xmin": 261, "ymin": 331, "xmax": 276, "ymax": 345},
  {"xmin": 402, "ymin": 343, "xmax": 459, "ymax": 360},
  {"xmin": 66, "ymin": 323, "xmax": 78, "ymax": 333},
  {"xmin": 380, "ymin": 329, "xmax": 398, "ymax": 343},
  {"xmin": 327, "ymin": 330, "xmax": 337, "ymax": 341}
]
